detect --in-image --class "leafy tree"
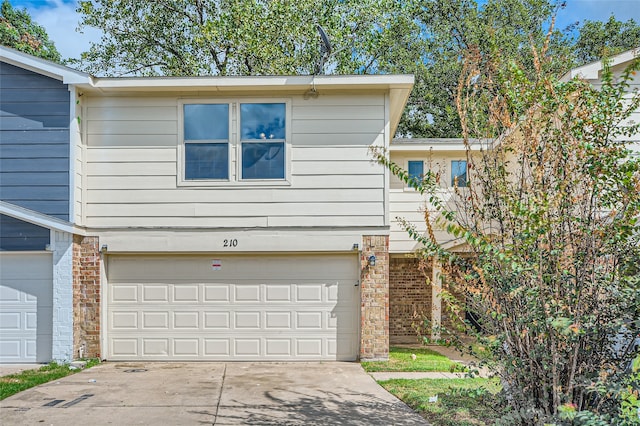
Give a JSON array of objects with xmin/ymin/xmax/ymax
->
[
  {"xmin": 75, "ymin": 0, "xmax": 423, "ymax": 77},
  {"xmin": 375, "ymin": 37, "xmax": 640, "ymax": 424},
  {"xmin": 575, "ymin": 16, "xmax": 640, "ymax": 65},
  {"xmin": 0, "ymin": 0, "xmax": 61, "ymax": 62},
  {"xmin": 75, "ymin": 0, "xmax": 640, "ymax": 140}
]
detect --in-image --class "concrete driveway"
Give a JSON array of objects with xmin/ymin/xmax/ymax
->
[{"xmin": 0, "ymin": 362, "xmax": 428, "ymax": 425}]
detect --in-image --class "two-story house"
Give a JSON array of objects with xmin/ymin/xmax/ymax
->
[{"xmin": 0, "ymin": 45, "xmax": 413, "ymax": 363}]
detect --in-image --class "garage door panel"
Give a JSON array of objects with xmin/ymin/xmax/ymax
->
[
  {"xmin": 142, "ymin": 312, "xmax": 169, "ymax": 329},
  {"xmin": 143, "ymin": 285, "xmax": 169, "ymax": 302},
  {"xmin": 266, "ymin": 285, "xmax": 290, "ymax": 302},
  {"xmin": 111, "ymin": 285, "xmax": 137, "ymax": 302},
  {"xmin": 174, "ymin": 285, "xmax": 198, "ymax": 302},
  {"xmin": 235, "ymin": 339, "xmax": 260, "ymax": 356},
  {"xmin": 204, "ymin": 338, "xmax": 230, "ymax": 356},
  {"xmin": 174, "ymin": 311, "xmax": 199, "ymax": 328},
  {"xmin": 265, "ymin": 339, "xmax": 291, "ymax": 356},
  {"xmin": 296, "ymin": 312, "xmax": 323, "ymax": 328},
  {"xmin": 296, "ymin": 339, "xmax": 322, "ymax": 356},
  {"xmin": 204, "ymin": 285, "xmax": 229, "ymax": 302},
  {"xmin": 174, "ymin": 338, "xmax": 198, "ymax": 356},
  {"xmin": 265, "ymin": 311, "xmax": 291, "ymax": 328},
  {"xmin": 235, "ymin": 285, "xmax": 260, "ymax": 302},
  {"xmin": 296, "ymin": 285, "xmax": 323, "ymax": 302},
  {"xmin": 204, "ymin": 312, "xmax": 230, "ymax": 328},
  {"xmin": 107, "ymin": 255, "xmax": 359, "ymax": 361},
  {"xmin": 143, "ymin": 339, "xmax": 169, "ymax": 356},
  {"xmin": 111, "ymin": 311, "xmax": 138, "ymax": 328}
]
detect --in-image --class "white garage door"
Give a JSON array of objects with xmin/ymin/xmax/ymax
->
[
  {"xmin": 0, "ymin": 253, "xmax": 53, "ymax": 363},
  {"xmin": 106, "ymin": 254, "xmax": 360, "ymax": 361}
]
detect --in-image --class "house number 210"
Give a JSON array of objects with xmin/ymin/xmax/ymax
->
[{"xmin": 223, "ymin": 239, "xmax": 238, "ymax": 247}]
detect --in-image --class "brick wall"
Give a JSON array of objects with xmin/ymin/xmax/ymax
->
[
  {"xmin": 389, "ymin": 256, "xmax": 432, "ymax": 344},
  {"xmin": 72, "ymin": 235, "xmax": 101, "ymax": 359},
  {"xmin": 360, "ymin": 235, "xmax": 389, "ymax": 361}
]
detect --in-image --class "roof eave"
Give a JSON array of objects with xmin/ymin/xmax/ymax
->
[{"xmin": 0, "ymin": 45, "xmax": 91, "ymax": 85}]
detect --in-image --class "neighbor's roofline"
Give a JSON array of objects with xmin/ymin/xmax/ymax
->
[
  {"xmin": 391, "ymin": 137, "xmax": 488, "ymax": 151},
  {"xmin": 0, "ymin": 201, "xmax": 84, "ymax": 235},
  {"xmin": 0, "ymin": 45, "xmax": 92, "ymax": 84},
  {"xmin": 561, "ymin": 47, "xmax": 640, "ymax": 81}
]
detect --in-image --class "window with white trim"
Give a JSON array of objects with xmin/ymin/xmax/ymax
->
[
  {"xmin": 240, "ymin": 103, "xmax": 286, "ymax": 180},
  {"xmin": 179, "ymin": 100, "xmax": 289, "ymax": 185},
  {"xmin": 183, "ymin": 103, "xmax": 230, "ymax": 180}
]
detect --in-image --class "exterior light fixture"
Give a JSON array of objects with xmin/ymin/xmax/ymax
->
[
  {"xmin": 101, "ymin": 244, "xmax": 108, "ymax": 252},
  {"xmin": 352, "ymin": 243, "xmax": 359, "ymax": 251},
  {"xmin": 368, "ymin": 255, "xmax": 376, "ymax": 267}
]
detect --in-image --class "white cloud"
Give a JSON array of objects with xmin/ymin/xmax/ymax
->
[{"xmin": 16, "ymin": 0, "xmax": 102, "ymax": 61}]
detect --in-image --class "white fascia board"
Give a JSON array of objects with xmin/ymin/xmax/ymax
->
[
  {"xmin": 561, "ymin": 48, "xmax": 640, "ymax": 82},
  {"xmin": 0, "ymin": 45, "xmax": 91, "ymax": 84},
  {"xmin": 391, "ymin": 138, "xmax": 484, "ymax": 152},
  {"xmin": 0, "ymin": 201, "xmax": 84, "ymax": 235},
  {"xmin": 89, "ymin": 74, "xmax": 414, "ymax": 91}
]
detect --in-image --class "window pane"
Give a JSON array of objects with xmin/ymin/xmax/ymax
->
[
  {"xmin": 240, "ymin": 103, "xmax": 286, "ymax": 140},
  {"xmin": 451, "ymin": 160, "xmax": 467, "ymax": 187},
  {"xmin": 242, "ymin": 142, "xmax": 285, "ymax": 179},
  {"xmin": 184, "ymin": 104, "xmax": 229, "ymax": 140},
  {"xmin": 185, "ymin": 143, "xmax": 228, "ymax": 179},
  {"xmin": 408, "ymin": 161, "xmax": 424, "ymax": 180}
]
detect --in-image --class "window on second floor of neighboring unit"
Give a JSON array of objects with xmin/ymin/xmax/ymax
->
[
  {"xmin": 407, "ymin": 160, "xmax": 424, "ymax": 181},
  {"xmin": 451, "ymin": 160, "xmax": 468, "ymax": 187}
]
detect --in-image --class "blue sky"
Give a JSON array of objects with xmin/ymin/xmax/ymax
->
[{"xmin": 8, "ymin": 0, "xmax": 640, "ymax": 61}]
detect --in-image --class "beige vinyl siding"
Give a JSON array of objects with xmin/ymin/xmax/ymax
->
[
  {"xmin": 388, "ymin": 150, "xmax": 466, "ymax": 253},
  {"xmin": 83, "ymin": 92, "xmax": 387, "ymax": 228}
]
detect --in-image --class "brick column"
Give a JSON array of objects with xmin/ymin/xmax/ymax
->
[
  {"xmin": 72, "ymin": 236, "xmax": 101, "ymax": 359},
  {"xmin": 52, "ymin": 231, "xmax": 74, "ymax": 362},
  {"xmin": 360, "ymin": 235, "xmax": 389, "ymax": 361}
]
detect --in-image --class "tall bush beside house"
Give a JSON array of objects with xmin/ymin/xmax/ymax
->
[{"xmin": 375, "ymin": 42, "xmax": 640, "ymax": 424}]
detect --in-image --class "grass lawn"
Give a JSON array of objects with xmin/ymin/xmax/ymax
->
[
  {"xmin": 379, "ymin": 377, "xmax": 503, "ymax": 426},
  {"xmin": 361, "ymin": 346, "xmax": 466, "ymax": 372},
  {"xmin": 0, "ymin": 359, "xmax": 100, "ymax": 400}
]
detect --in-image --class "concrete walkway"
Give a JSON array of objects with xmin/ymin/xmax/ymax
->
[
  {"xmin": 0, "ymin": 363, "xmax": 44, "ymax": 376},
  {"xmin": 1, "ymin": 362, "xmax": 428, "ymax": 425}
]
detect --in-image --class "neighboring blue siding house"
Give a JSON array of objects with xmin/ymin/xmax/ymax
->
[
  {"xmin": 0, "ymin": 46, "xmax": 88, "ymax": 363},
  {"xmin": 0, "ymin": 60, "xmax": 70, "ymax": 252},
  {"xmin": 1, "ymin": 61, "xmax": 71, "ymax": 220}
]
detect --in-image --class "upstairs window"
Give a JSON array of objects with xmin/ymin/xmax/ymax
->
[
  {"xmin": 451, "ymin": 160, "xmax": 468, "ymax": 187},
  {"xmin": 180, "ymin": 100, "xmax": 289, "ymax": 185},
  {"xmin": 407, "ymin": 160, "xmax": 424, "ymax": 181},
  {"xmin": 240, "ymin": 103, "xmax": 286, "ymax": 180},
  {"xmin": 183, "ymin": 104, "xmax": 229, "ymax": 180}
]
